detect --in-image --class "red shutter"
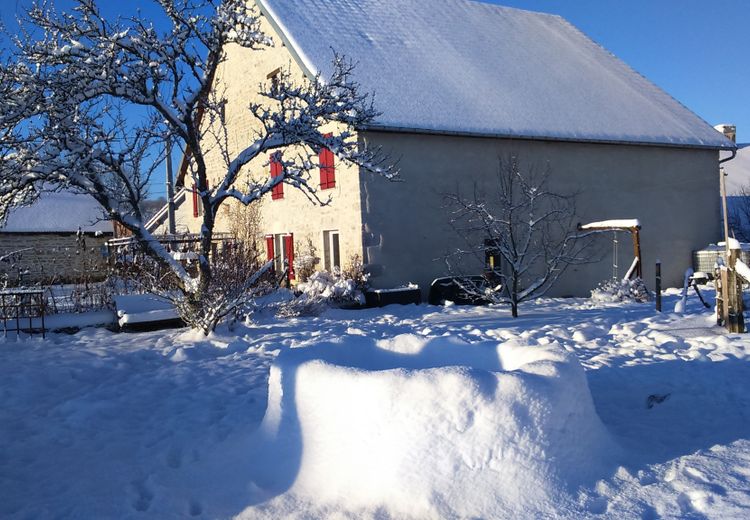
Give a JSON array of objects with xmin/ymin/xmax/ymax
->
[
  {"xmin": 284, "ymin": 234, "xmax": 295, "ymax": 281},
  {"xmin": 319, "ymin": 133, "xmax": 335, "ymax": 190},
  {"xmin": 192, "ymin": 186, "xmax": 199, "ymax": 218},
  {"xmin": 271, "ymin": 154, "xmax": 284, "ymax": 200},
  {"xmin": 265, "ymin": 235, "xmax": 275, "ymax": 262}
]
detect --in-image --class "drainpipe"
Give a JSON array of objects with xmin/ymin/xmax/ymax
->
[{"xmin": 720, "ymin": 148, "xmax": 738, "ymax": 257}]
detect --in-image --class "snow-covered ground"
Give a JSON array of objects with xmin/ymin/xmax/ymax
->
[{"xmin": 1, "ymin": 288, "xmax": 749, "ymax": 519}]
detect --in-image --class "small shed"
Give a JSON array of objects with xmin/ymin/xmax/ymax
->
[{"xmin": 0, "ymin": 191, "xmax": 113, "ymax": 285}]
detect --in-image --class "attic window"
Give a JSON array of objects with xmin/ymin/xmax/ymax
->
[{"xmin": 267, "ymin": 68, "xmax": 281, "ymax": 93}]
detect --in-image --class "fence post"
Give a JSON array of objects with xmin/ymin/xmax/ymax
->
[
  {"xmin": 655, "ymin": 260, "xmax": 662, "ymax": 312},
  {"xmin": 726, "ymin": 245, "xmax": 745, "ymax": 333}
]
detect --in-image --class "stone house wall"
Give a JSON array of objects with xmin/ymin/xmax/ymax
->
[{"xmin": 0, "ymin": 233, "xmax": 111, "ymax": 285}]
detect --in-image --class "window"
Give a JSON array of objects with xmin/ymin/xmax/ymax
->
[
  {"xmin": 323, "ymin": 230, "xmax": 340, "ymax": 272},
  {"xmin": 267, "ymin": 68, "xmax": 281, "ymax": 94},
  {"xmin": 219, "ymin": 99, "xmax": 226, "ymax": 122},
  {"xmin": 319, "ymin": 133, "xmax": 336, "ymax": 190},
  {"xmin": 269, "ymin": 233, "xmax": 295, "ymax": 281},
  {"xmin": 484, "ymin": 238, "xmax": 502, "ymax": 283},
  {"xmin": 265, "ymin": 235, "xmax": 275, "ymax": 262},
  {"xmin": 192, "ymin": 184, "xmax": 204, "ymax": 218},
  {"xmin": 270, "ymin": 153, "xmax": 284, "ymax": 200}
]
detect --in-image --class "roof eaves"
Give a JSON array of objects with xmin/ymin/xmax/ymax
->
[
  {"xmin": 255, "ymin": 0, "xmax": 318, "ymax": 81},
  {"xmin": 358, "ymin": 123, "xmax": 737, "ymax": 151}
]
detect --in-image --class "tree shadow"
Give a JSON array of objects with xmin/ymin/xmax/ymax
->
[{"xmin": 587, "ymin": 357, "xmax": 750, "ymax": 469}]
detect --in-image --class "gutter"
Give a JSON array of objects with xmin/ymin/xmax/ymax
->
[
  {"xmin": 720, "ymin": 148, "xmax": 738, "ymax": 165},
  {"xmin": 359, "ymin": 124, "xmax": 736, "ymax": 152},
  {"xmin": 719, "ymin": 148, "xmax": 738, "ymax": 253}
]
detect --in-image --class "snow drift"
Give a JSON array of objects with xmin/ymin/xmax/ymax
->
[{"xmin": 248, "ymin": 334, "xmax": 617, "ymax": 518}]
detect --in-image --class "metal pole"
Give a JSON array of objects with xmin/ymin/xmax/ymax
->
[
  {"xmin": 166, "ymin": 141, "xmax": 177, "ymax": 235},
  {"xmin": 655, "ymin": 260, "xmax": 662, "ymax": 312},
  {"xmin": 721, "ymin": 166, "xmax": 731, "ymax": 258}
]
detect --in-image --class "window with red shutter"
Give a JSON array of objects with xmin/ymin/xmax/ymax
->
[
  {"xmin": 284, "ymin": 234, "xmax": 295, "ymax": 280},
  {"xmin": 265, "ymin": 235, "xmax": 275, "ymax": 262},
  {"xmin": 319, "ymin": 133, "xmax": 335, "ymax": 190},
  {"xmin": 192, "ymin": 186, "xmax": 199, "ymax": 218},
  {"xmin": 271, "ymin": 154, "xmax": 284, "ymax": 200}
]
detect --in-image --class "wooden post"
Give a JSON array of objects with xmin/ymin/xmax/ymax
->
[
  {"xmin": 726, "ymin": 246, "xmax": 745, "ymax": 333},
  {"xmin": 655, "ymin": 260, "xmax": 662, "ymax": 312},
  {"xmin": 631, "ymin": 227, "xmax": 643, "ymax": 279}
]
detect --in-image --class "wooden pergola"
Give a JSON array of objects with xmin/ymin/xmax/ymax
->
[{"xmin": 578, "ymin": 220, "xmax": 642, "ymax": 279}]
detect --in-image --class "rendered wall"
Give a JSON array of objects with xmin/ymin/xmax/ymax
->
[{"xmin": 359, "ymin": 131, "xmax": 721, "ymax": 297}]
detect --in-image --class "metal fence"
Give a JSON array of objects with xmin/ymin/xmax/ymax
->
[{"xmin": 0, "ymin": 288, "xmax": 46, "ymax": 338}]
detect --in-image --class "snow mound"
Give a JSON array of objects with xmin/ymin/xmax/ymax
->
[{"xmin": 247, "ymin": 335, "xmax": 617, "ymax": 518}]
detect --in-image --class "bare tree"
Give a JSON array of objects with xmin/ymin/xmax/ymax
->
[
  {"xmin": 444, "ymin": 156, "xmax": 592, "ymax": 317},
  {"xmin": 0, "ymin": 0, "xmax": 395, "ymax": 333},
  {"xmin": 727, "ymin": 186, "xmax": 750, "ymax": 242}
]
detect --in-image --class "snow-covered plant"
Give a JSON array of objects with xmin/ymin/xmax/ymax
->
[
  {"xmin": 444, "ymin": 156, "xmax": 594, "ymax": 317},
  {"xmin": 297, "ymin": 269, "xmax": 366, "ymax": 305},
  {"xmin": 0, "ymin": 0, "xmax": 396, "ymax": 334},
  {"xmin": 294, "ymin": 237, "xmax": 320, "ymax": 283},
  {"xmin": 340, "ymin": 254, "xmax": 369, "ymax": 292},
  {"xmin": 591, "ymin": 277, "xmax": 651, "ymax": 303}
]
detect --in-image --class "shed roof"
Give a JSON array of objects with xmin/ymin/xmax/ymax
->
[
  {"xmin": 1, "ymin": 190, "xmax": 112, "ymax": 234},
  {"xmin": 258, "ymin": 0, "xmax": 732, "ymax": 149}
]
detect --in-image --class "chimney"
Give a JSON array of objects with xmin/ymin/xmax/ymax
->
[{"xmin": 714, "ymin": 124, "xmax": 737, "ymax": 143}]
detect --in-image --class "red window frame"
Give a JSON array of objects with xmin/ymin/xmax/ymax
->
[
  {"xmin": 319, "ymin": 133, "xmax": 335, "ymax": 190},
  {"xmin": 271, "ymin": 153, "xmax": 284, "ymax": 200}
]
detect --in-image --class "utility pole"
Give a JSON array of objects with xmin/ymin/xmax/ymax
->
[{"xmin": 166, "ymin": 141, "xmax": 177, "ymax": 235}]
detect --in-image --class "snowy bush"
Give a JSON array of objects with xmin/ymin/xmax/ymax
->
[
  {"xmin": 297, "ymin": 270, "xmax": 366, "ymax": 305},
  {"xmin": 275, "ymin": 263, "xmax": 368, "ymax": 318},
  {"xmin": 591, "ymin": 277, "xmax": 651, "ymax": 303}
]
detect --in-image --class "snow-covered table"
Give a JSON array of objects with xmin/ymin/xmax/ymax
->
[{"xmin": 113, "ymin": 294, "xmax": 180, "ymax": 328}]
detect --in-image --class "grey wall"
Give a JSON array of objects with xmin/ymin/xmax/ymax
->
[{"xmin": 359, "ymin": 131, "xmax": 721, "ymax": 298}]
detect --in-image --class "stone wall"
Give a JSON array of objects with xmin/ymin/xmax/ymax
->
[{"xmin": 0, "ymin": 233, "xmax": 111, "ymax": 285}]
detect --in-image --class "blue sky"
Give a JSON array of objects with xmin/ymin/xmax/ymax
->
[
  {"xmin": 2, "ymin": 0, "xmax": 748, "ymax": 198},
  {"xmin": 3, "ymin": 0, "xmax": 746, "ymax": 143}
]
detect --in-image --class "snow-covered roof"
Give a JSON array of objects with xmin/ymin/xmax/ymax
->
[
  {"xmin": 723, "ymin": 144, "xmax": 750, "ymax": 195},
  {"xmin": 145, "ymin": 188, "xmax": 187, "ymax": 233},
  {"xmin": 258, "ymin": 0, "xmax": 733, "ymax": 149},
  {"xmin": 0, "ymin": 190, "xmax": 112, "ymax": 234},
  {"xmin": 580, "ymin": 219, "xmax": 641, "ymax": 230}
]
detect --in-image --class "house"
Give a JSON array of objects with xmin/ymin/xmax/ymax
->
[
  {"xmin": 156, "ymin": 0, "xmax": 734, "ymax": 297},
  {"xmin": 0, "ymin": 190, "xmax": 113, "ymax": 285}
]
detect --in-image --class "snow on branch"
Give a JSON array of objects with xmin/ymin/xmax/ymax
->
[
  {"xmin": 213, "ymin": 54, "xmax": 397, "ymax": 208},
  {"xmin": 444, "ymin": 156, "xmax": 594, "ymax": 317},
  {"xmin": 0, "ymin": 1, "xmax": 397, "ymax": 333}
]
